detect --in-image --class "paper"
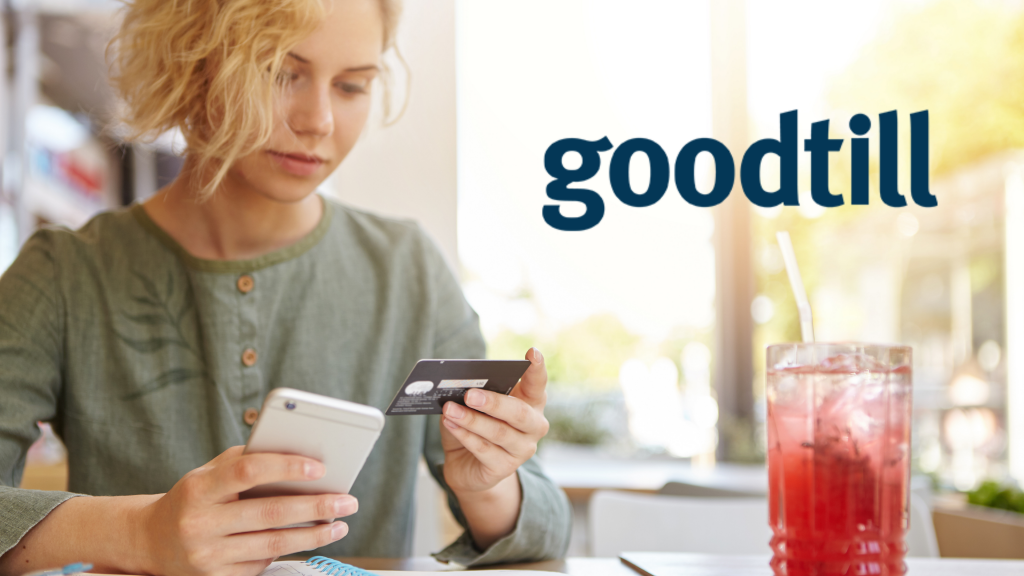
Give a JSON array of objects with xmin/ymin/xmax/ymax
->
[{"xmin": 260, "ymin": 561, "xmax": 563, "ymax": 576}]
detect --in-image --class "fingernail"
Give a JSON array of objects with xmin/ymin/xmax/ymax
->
[
  {"xmin": 334, "ymin": 496, "xmax": 356, "ymax": 516},
  {"xmin": 532, "ymin": 348, "xmax": 543, "ymax": 363},
  {"xmin": 443, "ymin": 417, "xmax": 459, "ymax": 430},
  {"xmin": 330, "ymin": 521, "xmax": 348, "ymax": 540},
  {"xmin": 465, "ymin": 389, "xmax": 485, "ymax": 407},
  {"xmin": 305, "ymin": 461, "xmax": 325, "ymax": 479},
  {"xmin": 446, "ymin": 402, "xmax": 466, "ymax": 418}
]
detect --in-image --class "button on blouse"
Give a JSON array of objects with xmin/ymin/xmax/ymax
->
[
  {"xmin": 243, "ymin": 408, "xmax": 259, "ymax": 426},
  {"xmin": 237, "ymin": 274, "xmax": 254, "ymax": 294}
]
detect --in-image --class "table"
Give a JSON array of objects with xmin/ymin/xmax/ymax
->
[
  {"xmin": 335, "ymin": 554, "xmax": 1024, "ymax": 575},
  {"xmin": 537, "ymin": 446, "xmax": 767, "ymax": 501}
]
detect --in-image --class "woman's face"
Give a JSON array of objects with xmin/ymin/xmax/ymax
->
[{"xmin": 227, "ymin": 0, "xmax": 384, "ymax": 203}]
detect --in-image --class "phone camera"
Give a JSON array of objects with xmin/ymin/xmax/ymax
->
[{"xmin": 285, "ymin": 401, "xmax": 297, "ymax": 410}]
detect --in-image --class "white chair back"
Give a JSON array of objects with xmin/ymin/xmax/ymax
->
[
  {"xmin": 411, "ymin": 458, "xmax": 444, "ymax": 555},
  {"xmin": 588, "ymin": 490, "xmax": 771, "ymax": 557},
  {"xmin": 906, "ymin": 492, "xmax": 940, "ymax": 557},
  {"xmin": 589, "ymin": 488, "xmax": 940, "ymax": 559}
]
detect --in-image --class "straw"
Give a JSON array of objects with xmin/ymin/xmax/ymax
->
[{"xmin": 776, "ymin": 231, "xmax": 815, "ymax": 343}]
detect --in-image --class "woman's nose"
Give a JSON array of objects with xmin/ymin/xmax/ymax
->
[{"xmin": 289, "ymin": 85, "xmax": 333, "ymax": 137}]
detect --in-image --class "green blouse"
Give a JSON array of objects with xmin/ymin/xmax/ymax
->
[{"xmin": 0, "ymin": 197, "xmax": 571, "ymax": 565}]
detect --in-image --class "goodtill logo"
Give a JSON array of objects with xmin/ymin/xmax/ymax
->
[{"xmin": 542, "ymin": 110, "xmax": 936, "ymax": 232}]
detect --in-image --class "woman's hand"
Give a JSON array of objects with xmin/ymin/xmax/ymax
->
[
  {"xmin": 439, "ymin": 348, "xmax": 549, "ymax": 547},
  {"xmin": 138, "ymin": 446, "xmax": 356, "ymax": 576}
]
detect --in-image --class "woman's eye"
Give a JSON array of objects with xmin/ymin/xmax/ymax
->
[
  {"xmin": 338, "ymin": 81, "xmax": 368, "ymax": 94},
  {"xmin": 277, "ymin": 71, "xmax": 300, "ymax": 84}
]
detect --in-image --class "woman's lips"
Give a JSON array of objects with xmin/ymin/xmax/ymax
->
[{"xmin": 267, "ymin": 151, "xmax": 324, "ymax": 177}]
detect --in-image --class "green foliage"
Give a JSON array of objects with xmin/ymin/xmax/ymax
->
[
  {"xmin": 718, "ymin": 414, "xmax": 764, "ymax": 464},
  {"xmin": 487, "ymin": 316, "xmax": 640, "ymax": 446},
  {"xmin": 487, "ymin": 330, "xmax": 535, "ymax": 364},
  {"xmin": 545, "ymin": 314, "xmax": 641, "ymax": 388},
  {"xmin": 488, "ymin": 314, "xmax": 641, "ymax": 390},
  {"xmin": 970, "ymin": 255, "xmax": 1001, "ymax": 293},
  {"xmin": 543, "ymin": 402, "xmax": 611, "ymax": 446},
  {"xmin": 830, "ymin": 0, "xmax": 1024, "ymax": 178},
  {"xmin": 967, "ymin": 481, "xmax": 1024, "ymax": 514},
  {"xmin": 750, "ymin": 0, "xmax": 1024, "ymax": 393}
]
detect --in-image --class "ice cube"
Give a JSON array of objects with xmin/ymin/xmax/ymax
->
[
  {"xmin": 850, "ymin": 408, "xmax": 882, "ymax": 437},
  {"xmin": 819, "ymin": 353, "xmax": 889, "ymax": 374}
]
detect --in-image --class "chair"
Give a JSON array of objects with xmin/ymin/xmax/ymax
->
[
  {"xmin": 659, "ymin": 480, "xmax": 763, "ymax": 498},
  {"xmin": 589, "ymin": 489, "xmax": 939, "ymax": 558},
  {"xmin": 588, "ymin": 490, "xmax": 771, "ymax": 557},
  {"xmin": 906, "ymin": 492, "xmax": 940, "ymax": 557},
  {"xmin": 411, "ymin": 458, "xmax": 445, "ymax": 555}
]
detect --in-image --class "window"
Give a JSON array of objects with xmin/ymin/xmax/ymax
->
[
  {"xmin": 747, "ymin": 0, "xmax": 1023, "ymax": 488},
  {"xmin": 457, "ymin": 0, "xmax": 720, "ymax": 460}
]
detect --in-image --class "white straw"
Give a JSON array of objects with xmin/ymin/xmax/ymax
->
[{"xmin": 776, "ymin": 231, "xmax": 815, "ymax": 343}]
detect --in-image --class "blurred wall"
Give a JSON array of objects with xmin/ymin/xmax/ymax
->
[{"xmin": 325, "ymin": 0, "xmax": 459, "ymax": 268}]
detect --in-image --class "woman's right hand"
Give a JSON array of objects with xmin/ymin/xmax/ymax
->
[{"xmin": 137, "ymin": 445, "xmax": 356, "ymax": 576}]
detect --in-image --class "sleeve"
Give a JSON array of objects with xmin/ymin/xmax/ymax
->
[
  {"xmin": 0, "ymin": 231, "xmax": 82, "ymax": 558},
  {"xmin": 416, "ymin": 229, "xmax": 573, "ymax": 566}
]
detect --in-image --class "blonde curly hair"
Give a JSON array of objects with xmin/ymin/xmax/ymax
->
[{"xmin": 109, "ymin": 0, "xmax": 403, "ymax": 199}]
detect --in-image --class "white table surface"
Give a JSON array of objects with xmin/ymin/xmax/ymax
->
[
  {"xmin": 619, "ymin": 552, "xmax": 1024, "ymax": 576},
  {"xmin": 537, "ymin": 446, "xmax": 767, "ymax": 495}
]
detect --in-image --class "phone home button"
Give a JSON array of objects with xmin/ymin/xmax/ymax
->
[{"xmin": 243, "ymin": 407, "xmax": 259, "ymax": 426}]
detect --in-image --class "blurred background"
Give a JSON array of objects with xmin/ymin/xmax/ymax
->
[
  {"xmin": 5, "ymin": 0, "xmax": 1024, "ymax": 559},
  {"xmin": 458, "ymin": 0, "xmax": 1024, "ymax": 497}
]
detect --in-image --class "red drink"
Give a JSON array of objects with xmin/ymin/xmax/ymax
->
[{"xmin": 767, "ymin": 344, "xmax": 912, "ymax": 576}]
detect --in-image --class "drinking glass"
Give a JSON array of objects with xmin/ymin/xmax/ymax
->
[{"xmin": 766, "ymin": 343, "xmax": 912, "ymax": 576}]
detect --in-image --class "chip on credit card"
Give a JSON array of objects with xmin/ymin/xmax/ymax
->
[{"xmin": 385, "ymin": 359, "xmax": 532, "ymax": 415}]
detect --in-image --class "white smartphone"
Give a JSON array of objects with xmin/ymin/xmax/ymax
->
[{"xmin": 241, "ymin": 388, "xmax": 385, "ymax": 502}]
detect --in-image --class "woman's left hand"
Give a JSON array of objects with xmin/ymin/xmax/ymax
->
[{"xmin": 440, "ymin": 347, "xmax": 549, "ymax": 495}]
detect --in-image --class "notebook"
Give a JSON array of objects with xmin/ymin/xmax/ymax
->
[
  {"xmin": 260, "ymin": 559, "xmax": 563, "ymax": 576},
  {"xmin": 86, "ymin": 556, "xmax": 563, "ymax": 576}
]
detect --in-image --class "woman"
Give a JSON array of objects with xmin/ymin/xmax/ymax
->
[{"xmin": 0, "ymin": 0, "xmax": 571, "ymax": 574}]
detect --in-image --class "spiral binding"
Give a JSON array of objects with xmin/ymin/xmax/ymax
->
[{"xmin": 304, "ymin": 556, "xmax": 378, "ymax": 576}]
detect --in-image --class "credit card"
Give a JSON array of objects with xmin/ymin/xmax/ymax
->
[{"xmin": 385, "ymin": 359, "xmax": 532, "ymax": 415}]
